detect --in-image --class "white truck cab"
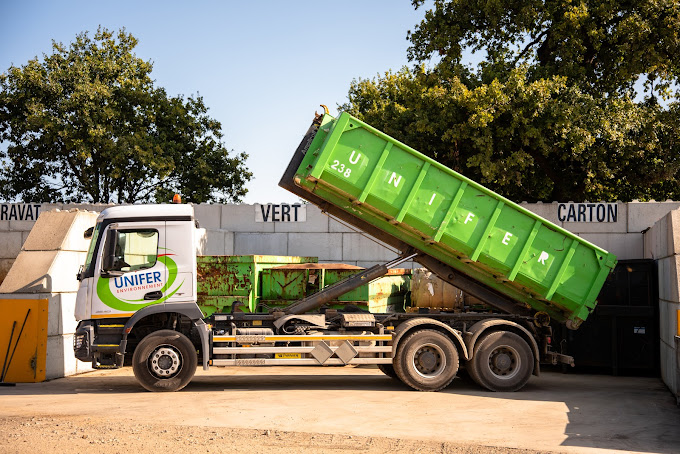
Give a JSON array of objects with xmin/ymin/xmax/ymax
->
[
  {"xmin": 74, "ymin": 204, "xmax": 210, "ymax": 376},
  {"xmin": 76, "ymin": 204, "xmax": 197, "ymax": 320}
]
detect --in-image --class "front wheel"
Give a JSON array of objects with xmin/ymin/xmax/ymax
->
[
  {"xmin": 394, "ymin": 329, "xmax": 459, "ymax": 391},
  {"xmin": 467, "ymin": 331, "xmax": 533, "ymax": 392},
  {"xmin": 132, "ymin": 330, "xmax": 197, "ymax": 392}
]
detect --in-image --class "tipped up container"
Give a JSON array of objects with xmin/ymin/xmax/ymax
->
[{"xmin": 282, "ymin": 112, "xmax": 617, "ymax": 328}]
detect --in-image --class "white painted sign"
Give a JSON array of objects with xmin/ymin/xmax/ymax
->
[
  {"xmin": 557, "ymin": 203, "xmax": 618, "ymax": 223},
  {"xmin": 255, "ymin": 203, "xmax": 306, "ymax": 222},
  {"xmin": 0, "ymin": 203, "xmax": 42, "ymax": 221}
]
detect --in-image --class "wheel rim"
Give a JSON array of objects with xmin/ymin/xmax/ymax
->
[
  {"xmin": 148, "ymin": 344, "xmax": 183, "ymax": 379},
  {"xmin": 488, "ymin": 345, "xmax": 520, "ymax": 380},
  {"xmin": 412, "ymin": 343, "xmax": 446, "ymax": 379}
]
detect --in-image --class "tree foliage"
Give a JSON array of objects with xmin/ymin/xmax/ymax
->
[
  {"xmin": 0, "ymin": 28, "xmax": 251, "ymax": 203},
  {"xmin": 343, "ymin": 1, "xmax": 680, "ymax": 202}
]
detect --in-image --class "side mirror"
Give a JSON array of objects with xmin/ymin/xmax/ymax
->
[
  {"xmin": 102, "ymin": 229, "xmax": 119, "ymax": 272},
  {"xmin": 102, "ymin": 254, "xmax": 116, "ymax": 271},
  {"xmin": 84, "ymin": 226, "xmax": 94, "ymax": 239}
]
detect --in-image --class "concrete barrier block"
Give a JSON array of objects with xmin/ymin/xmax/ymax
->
[
  {"xmin": 342, "ymin": 233, "xmax": 399, "ymax": 262},
  {"xmin": 0, "ymin": 251, "xmax": 56, "ymax": 293},
  {"xmin": 0, "ymin": 258, "xmax": 14, "ymax": 285},
  {"xmin": 660, "ymin": 341, "xmax": 677, "ymax": 399},
  {"xmin": 668, "ymin": 209, "xmax": 680, "ymax": 257},
  {"xmin": 234, "ymin": 233, "xmax": 288, "ymax": 255},
  {"xmin": 658, "ymin": 258, "xmax": 670, "ymax": 303},
  {"xmin": 46, "ymin": 334, "xmax": 68, "ymax": 380},
  {"xmin": 274, "ymin": 205, "xmax": 329, "ymax": 233},
  {"xmin": 61, "ymin": 203, "xmax": 110, "ymax": 213},
  {"xmin": 577, "ymin": 233, "xmax": 643, "ymax": 260},
  {"xmin": 193, "ymin": 204, "xmax": 222, "ymax": 230},
  {"xmin": 657, "ymin": 257, "xmax": 680, "ymax": 304},
  {"xmin": 47, "ymin": 293, "xmax": 79, "ymax": 337},
  {"xmin": 563, "ymin": 203, "xmax": 627, "ymax": 233},
  {"xmin": 0, "ymin": 231, "xmax": 23, "ymax": 258},
  {"xmin": 628, "ymin": 201, "xmax": 680, "ymax": 233},
  {"xmin": 203, "ymin": 229, "xmax": 225, "ymax": 255},
  {"xmin": 49, "ymin": 251, "xmax": 87, "ymax": 293},
  {"xmin": 288, "ymin": 233, "xmax": 343, "ymax": 261},
  {"xmin": 643, "ymin": 226, "xmax": 654, "ymax": 259},
  {"xmin": 222, "ymin": 204, "xmax": 274, "ymax": 232},
  {"xmin": 0, "ymin": 250, "xmax": 86, "ymax": 294},
  {"xmin": 46, "ymin": 333, "xmax": 91, "ymax": 379},
  {"xmin": 0, "ymin": 221, "xmax": 9, "ymax": 231},
  {"xmin": 201, "ymin": 230, "xmax": 235, "ymax": 256},
  {"xmin": 22, "ymin": 210, "xmax": 98, "ymax": 252},
  {"xmin": 659, "ymin": 299, "xmax": 671, "ymax": 346},
  {"xmin": 194, "ymin": 228, "xmax": 207, "ymax": 256},
  {"xmin": 519, "ymin": 202, "xmax": 563, "ymax": 226},
  {"xmin": 329, "ymin": 217, "xmax": 357, "ymax": 233},
  {"xmin": 651, "ymin": 211, "xmax": 670, "ymax": 259},
  {"xmin": 660, "ymin": 301, "xmax": 680, "ymax": 347}
]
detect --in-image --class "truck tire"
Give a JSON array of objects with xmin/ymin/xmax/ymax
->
[
  {"xmin": 132, "ymin": 330, "xmax": 197, "ymax": 392},
  {"xmin": 377, "ymin": 364, "xmax": 400, "ymax": 381},
  {"xmin": 394, "ymin": 329, "xmax": 459, "ymax": 391},
  {"xmin": 467, "ymin": 331, "xmax": 533, "ymax": 392}
]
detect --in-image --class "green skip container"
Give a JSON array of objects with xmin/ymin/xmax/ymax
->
[{"xmin": 285, "ymin": 112, "xmax": 618, "ymax": 328}]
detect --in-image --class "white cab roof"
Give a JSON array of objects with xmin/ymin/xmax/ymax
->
[{"xmin": 97, "ymin": 204, "xmax": 194, "ymax": 221}]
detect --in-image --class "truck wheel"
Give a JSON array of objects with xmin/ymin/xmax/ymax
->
[
  {"xmin": 377, "ymin": 364, "xmax": 399, "ymax": 380},
  {"xmin": 132, "ymin": 330, "xmax": 197, "ymax": 392},
  {"xmin": 467, "ymin": 331, "xmax": 533, "ymax": 392},
  {"xmin": 394, "ymin": 329, "xmax": 459, "ymax": 391}
]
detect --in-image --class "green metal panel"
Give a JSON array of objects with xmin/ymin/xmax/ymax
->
[
  {"xmin": 196, "ymin": 255, "xmax": 317, "ymax": 316},
  {"xmin": 291, "ymin": 112, "xmax": 618, "ymax": 327},
  {"xmin": 260, "ymin": 264, "xmax": 411, "ymax": 313}
]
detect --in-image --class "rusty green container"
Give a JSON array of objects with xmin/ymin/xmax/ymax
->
[
  {"xmin": 260, "ymin": 264, "xmax": 411, "ymax": 313},
  {"xmin": 196, "ymin": 255, "xmax": 317, "ymax": 316},
  {"xmin": 287, "ymin": 112, "xmax": 618, "ymax": 327}
]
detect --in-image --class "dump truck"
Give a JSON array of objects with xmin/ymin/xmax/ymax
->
[{"xmin": 73, "ymin": 110, "xmax": 617, "ymax": 392}]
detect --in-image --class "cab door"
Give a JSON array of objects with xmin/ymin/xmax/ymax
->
[{"xmin": 91, "ymin": 222, "xmax": 167, "ymax": 318}]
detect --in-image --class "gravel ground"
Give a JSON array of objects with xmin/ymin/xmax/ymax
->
[{"xmin": 0, "ymin": 415, "xmax": 548, "ymax": 454}]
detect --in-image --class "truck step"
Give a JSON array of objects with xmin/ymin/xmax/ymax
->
[
  {"xmin": 93, "ymin": 364, "xmax": 119, "ymax": 370},
  {"xmin": 91, "ymin": 343, "xmax": 121, "ymax": 352}
]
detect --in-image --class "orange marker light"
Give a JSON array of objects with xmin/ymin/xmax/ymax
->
[{"xmin": 172, "ymin": 194, "xmax": 182, "ymax": 204}]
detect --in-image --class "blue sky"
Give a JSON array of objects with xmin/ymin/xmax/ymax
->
[{"xmin": 0, "ymin": 1, "xmax": 428, "ymax": 204}]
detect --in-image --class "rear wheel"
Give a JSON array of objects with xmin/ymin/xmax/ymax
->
[
  {"xmin": 467, "ymin": 331, "xmax": 533, "ymax": 392},
  {"xmin": 394, "ymin": 329, "xmax": 459, "ymax": 391},
  {"xmin": 132, "ymin": 330, "xmax": 197, "ymax": 392}
]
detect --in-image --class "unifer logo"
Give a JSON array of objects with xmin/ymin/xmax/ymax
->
[{"xmin": 97, "ymin": 254, "xmax": 184, "ymax": 312}]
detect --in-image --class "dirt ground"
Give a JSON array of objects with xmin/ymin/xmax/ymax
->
[
  {"xmin": 0, "ymin": 415, "xmax": 545, "ymax": 454},
  {"xmin": 1, "ymin": 366, "xmax": 678, "ymax": 454}
]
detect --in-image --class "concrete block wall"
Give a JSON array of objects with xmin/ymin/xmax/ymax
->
[
  {"xmin": 643, "ymin": 208, "xmax": 680, "ymax": 403},
  {"xmin": 199, "ymin": 204, "xmax": 405, "ymax": 268},
  {"xmin": 3, "ymin": 202, "xmax": 678, "ymax": 276},
  {"xmin": 0, "ymin": 209, "xmax": 100, "ymax": 380},
  {"xmin": 0, "ymin": 203, "xmax": 110, "ymax": 283}
]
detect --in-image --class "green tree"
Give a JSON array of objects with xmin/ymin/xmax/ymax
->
[
  {"xmin": 343, "ymin": 1, "xmax": 680, "ymax": 202},
  {"xmin": 0, "ymin": 27, "xmax": 251, "ymax": 203}
]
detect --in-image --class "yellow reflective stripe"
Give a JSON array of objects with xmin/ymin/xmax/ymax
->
[
  {"xmin": 92, "ymin": 313, "xmax": 135, "ymax": 319},
  {"xmin": 213, "ymin": 335, "xmax": 392, "ymax": 342},
  {"xmin": 99, "ymin": 324, "xmax": 125, "ymax": 328}
]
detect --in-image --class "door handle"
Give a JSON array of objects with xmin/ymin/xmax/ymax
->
[{"xmin": 144, "ymin": 291, "xmax": 163, "ymax": 300}]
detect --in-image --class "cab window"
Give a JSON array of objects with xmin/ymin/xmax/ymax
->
[{"xmin": 108, "ymin": 229, "xmax": 159, "ymax": 272}]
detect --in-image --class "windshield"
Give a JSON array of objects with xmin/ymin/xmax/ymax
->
[{"xmin": 83, "ymin": 222, "xmax": 101, "ymax": 271}]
